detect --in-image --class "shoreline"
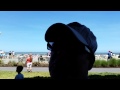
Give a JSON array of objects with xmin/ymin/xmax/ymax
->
[{"xmin": 2, "ymin": 51, "xmax": 120, "ymax": 55}]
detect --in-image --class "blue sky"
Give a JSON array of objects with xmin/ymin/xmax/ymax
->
[{"xmin": 0, "ymin": 11, "xmax": 120, "ymax": 53}]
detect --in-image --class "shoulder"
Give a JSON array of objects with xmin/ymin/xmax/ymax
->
[
  {"xmin": 19, "ymin": 73, "xmax": 24, "ymax": 76},
  {"xmin": 15, "ymin": 74, "xmax": 19, "ymax": 79},
  {"xmin": 15, "ymin": 74, "xmax": 24, "ymax": 79},
  {"xmin": 20, "ymin": 74, "xmax": 24, "ymax": 77}
]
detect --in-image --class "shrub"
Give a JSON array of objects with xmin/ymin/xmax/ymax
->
[
  {"xmin": 100, "ymin": 60, "xmax": 108, "ymax": 67},
  {"xmin": 32, "ymin": 62, "xmax": 49, "ymax": 67},
  {"xmin": 1, "ymin": 58, "xmax": 120, "ymax": 67},
  {"xmin": 39, "ymin": 63, "xmax": 49, "ymax": 67},
  {"xmin": 17, "ymin": 62, "xmax": 25, "ymax": 66},
  {"xmin": 107, "ymin": 58, "xmax": 117, "ymax": 67},
  {"xmin": 7, "ymin": 61, "xmax": 17, "ymax": 67},
  {"xmin": 0, "ymin": 60, "xmax": 4, "ymax": 66},
  {"xmin": 93, "ymin": 60, "xmax": 101, "ymax": 67},
  {"xmin": 116, "ymin": 59, "xmax": 120, "ymax": 67},
  {"xmin": 32, "ymin": 62, "xmax": 40, "ymax": 66},
  {"xmin": 0, "ymin": 60, "xmax": 4, "ymax": 64}
]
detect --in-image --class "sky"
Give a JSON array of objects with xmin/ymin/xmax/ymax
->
[{"xmin": 0, "ymin": 11, "xmax": 120, "ymax": 53}]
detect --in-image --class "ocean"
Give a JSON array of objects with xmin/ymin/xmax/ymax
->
[
  {"xmin": 5, "ymin": 52, "xmax": 120, "ymax": 55},
  {"xmin": 5, "ymin": 52, "xmax": 48, "ymax": 55},
  {"xmin": 95, "ymin": 52, "xmax": 120, "ymax": 55}
]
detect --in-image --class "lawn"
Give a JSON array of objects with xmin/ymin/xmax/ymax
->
[
  {"xmin": 1, "ymin": 71, "xmax": 120, "ymax": 79},
  {"xmin": 0, "ymin": 71, "xmax": 50, "ymax": 79}
]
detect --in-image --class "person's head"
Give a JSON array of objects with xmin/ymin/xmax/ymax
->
[
  {"xmin": 16, "ymin": 66, "xmax": 23, "ymax": 73},
  {"xmin": 45, "ymin": 22, "xmax": 97, "ymax": 79}
]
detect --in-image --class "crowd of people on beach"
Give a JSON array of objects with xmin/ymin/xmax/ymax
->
[
  {"xmin": 0, "ymin": 50, "xmax": 6, "ymax": 59},
  {"xmin": 0, "ymin": 50, "xmax": 51, "ymax": 61},
  {"xmin": 0, "ymin": 50, "xmax": 15, "ymax": 59}
]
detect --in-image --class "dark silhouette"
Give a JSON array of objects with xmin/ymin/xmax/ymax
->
[
  {"xmin": 24, "ymin": 75, "xmax": 120, "ymax": 79},
  {"xmin": 15, "ymin": 66, "xmax": 24, "ymax": 79},
  {"xmin": 45, "ymin": 22, "xmax": 97, "ymax": 79}
]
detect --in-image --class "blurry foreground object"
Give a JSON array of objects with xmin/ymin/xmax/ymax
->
[{"xmin": 45, "ymin": 22, "xmax": 98, "ymax": 79}]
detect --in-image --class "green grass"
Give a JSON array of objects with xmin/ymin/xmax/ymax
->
[
  {"xmin": 1, "ymin": 71, "xmax": 120, "ymax": 79},
  {"xmin": 88, "ymin": 72, "xmax": 120, "ymax": 76},
  {"xmin": 0, "ymin": 71, "xmax": 50, "ymax": 79}
]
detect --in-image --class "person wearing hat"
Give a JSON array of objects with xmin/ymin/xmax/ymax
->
[{"xmin": 45, "ymin": 22, "xmax": 98, "ymax": 79}]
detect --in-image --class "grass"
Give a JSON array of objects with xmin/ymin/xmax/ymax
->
[
  {"xmin": 88, "ymin": 72, "xmax": 120, "ymax": 76},
  {"xmin": 0, "ymin": 71, "xmax": 50, "ymax": 79},
  {"xmin": 1, "ymin": 71, "xmax": 120, "ymax": 79}
]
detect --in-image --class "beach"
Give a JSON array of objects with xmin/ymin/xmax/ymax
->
[
  {"xmin": 1, "ymin": 54, "xmax": 50, "ymax": 64},
  {"xmin": 1, "ymin": 53, "xmax": 120, "ymax": 64}
]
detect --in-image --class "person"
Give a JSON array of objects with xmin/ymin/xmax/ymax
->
[
  {"xmin": 38, "ymin": 55, "xmax": 40, "ymax": 62},
  {"xmin": 107, "ymin": 51, "xmax": 112, "ymax": 60},
  {"xmin": 110, "ymin": 51, "xmax": 113, "ymax": 58},
  {"xmin": 40, "ymin": 55, "xmax": 44, "ymax": 62},
  {"xmin": 9, "ymin": 51, "xmax": 12, "ymax": 59},
  {"xmin": 25, "ymin": 54, "xmax": 33, "ymax": 72},
  {"xmin": 45, "ymin": 22, "xmax": 97, "ymax": 79},
  {"xmin": 2, "ymin": 51, "xmax": 6, "ymax": 59},
  {"xmin": 12, "ymin": 51, "xmax": 15, "ymax": 58},
  {"xmin": 38, "ymin": 55, "xmax": 43, "ymax": 62},
  {"xmin": 0, "ymin": 53, "xmax": 3, "ymax": 60},
  {"xmin": 15, "ymin": 66, "xmax": 24, "ymax": 79}
]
